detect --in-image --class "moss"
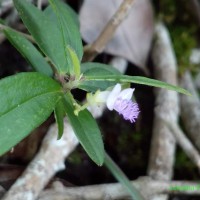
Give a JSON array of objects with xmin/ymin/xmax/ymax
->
[
  {"xmin": 68, "ymin": 150, "xmax": 82, "ymax": 165},
  {"xmin": 169, "ymin": 25, "xmax": 197, "ymax": 74},
  {"xmin": 154, "ymin": 0, "xmax": 198, "ymax": 74},
  {"xmin": 174, "ymin": 147, "xmax": 199, "ymax": 180}
]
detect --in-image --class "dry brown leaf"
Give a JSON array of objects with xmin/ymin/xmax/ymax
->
[{"xmin": 79, "ymin": 0, "xmax": 154, "ymax": 69}]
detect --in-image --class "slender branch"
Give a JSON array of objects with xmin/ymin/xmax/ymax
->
[
  {"xmin": 82, "ymin": 0, "xmax": 135, "ymax": 62},
  {"xmin": 148, "ymin": 22, "xmax": 178, "ymax": 200},
  {"xmin": 1, "ymin": 120, "xmax": 79, "ymax": 200},
  {"xmin": 0, "ymin": 0, "xmax": 34, "ymax": 15},
  {"xmin": 0, "ymin": 0, "xmax": 13, "ymax": 15},
  {"xmin": 38, "ymin": 179, "xmax": 200, "ymax": 200},
  {"xmin": 180, "ymin": 71, "xmax": 200, "ymax": 151},
  {"xmin": 37, "ymin": 0, "xmax": 43, "ymax": 10},
  {"xmin": 166, "ymin": 121, "xmax": 200, "ymax": 169},
  {"xmin": 105, "ymin": 153, "xmax": 144, "ymax": 200}
]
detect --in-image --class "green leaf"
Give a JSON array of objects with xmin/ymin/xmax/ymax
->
[
  {"xmin": 67, "ymin": 46, "xmax": 81, "ymax": 77},
  {"xmin": 79, "ymin": 62, "xmax": 120, "ymax": 92},
  {"xmin": 0, "ymin": 72, "xmax": 62, "ymax": 155},
  {"xmin": 13, "ymin": 0, "xmax": 82, "ymax": 75},
  {"xmin": 84, "ymin": 74, "xmax": 191, "ymax": 95},
  {"xmin": 63, "ymin": 93, "xmax": 104, "ymax": 165},
  {"xmin": 54, "ymin": 99, "xmax": 65, "ymax": 139},
  {"xmin": 49, "ymin": 0, "xmax": 83, "ymax": 61},
  {"xmin": 44, "ymin": 3, "xmax": 80, "ymax": 28},
  {"xmin": 4, "ymin": 28, "xmax": 53, "ymax": 76},
  {"xmin": 105, "ymin": 153, "xmax": 144, "ymax": 200}
]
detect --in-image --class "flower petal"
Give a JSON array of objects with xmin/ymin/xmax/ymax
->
[
  {"xmin": 106, "ymin": 83, "xmax": 121, "ymax": 110},
  {"xmin": 118, "ymin": 88, "xmax": 135, "ymax": 100}
]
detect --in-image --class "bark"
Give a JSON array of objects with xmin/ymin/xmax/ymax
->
[
  {"xmin": 2, "ymin": 120, "xmax": 79, "ymax": 200},
  {"xmin": 147, "ymin": 22, "xmax": 179, "ymax": 200},
  {"xmin": 166, "ymin": 121, "xmax": 200, "ymax": 169},
  {"xmin": 37, "ymin": 179, "xmax": 200, "ymax": 200},
  {"xmin": 180, "ymin": 71, "xmax": 200, "ymax": 151}
]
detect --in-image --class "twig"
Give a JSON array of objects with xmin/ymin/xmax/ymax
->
[
  {"xmin": 148, "ymin": 22, "xmax": 179, "ymax": 200},
  {"xmin": 0, "ymin": 0, "xmax": 34, "ymax": 15},
  {"xmin": 0, "ymin": 185, "xmax": 5, "ymax": 199},
  {"xmin": 37, "ymin": 0, "xmax": 49, "ymax": 10},
  {"xmin": 166, "ymin": 121, "xmax": 200, "ymax": 169},
  {"xmin": 0, "ymin": 0, "xmax": 13, "ymax": 16},
  {"xmin": 37, "ymin": 178, "xmax": 200, "ymax": 200},
  {"xmin": 1, "ymin": 119, "xmax": 79, "ymax": 200},
  {"xmin": 189, "ymin": 48, "xmax": 200, "ymax": 89},
  {"xmin": 37, "ymin": 0, "xmax": 43, "ymax": 10},
  {"xmin": 190, "ymin": 48, "xmax": 200, "ymax": 65},
  {"xmin": 180, "ymin": 71, "xmax": 200, "ymax": 151},
  {"xmin": 0, "ymin": 33, "xmax": 5, "ymax": 43},
  {"xmin": 82, "ymin": 0, "xmax": 135, "ymax": 62}
]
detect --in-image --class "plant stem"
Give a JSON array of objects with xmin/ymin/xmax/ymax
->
[{"xmin": 104, "ymin": 153, "xmax": 144, "ymax": 200}]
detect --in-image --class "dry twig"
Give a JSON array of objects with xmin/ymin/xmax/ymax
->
[
  {"xmin": 1, "ymin": 120, "xmax": 79, "ymax": 200},
  {"xmin": 148, "ymin": 22, "xmax": 179, "ymax": 200},
  {"xmin": 37, "ymin": 0, "xmax": 43, "ymax": 10},
  {"xmin": 37, "ymin": 178, "xmax": 200, "ymax": 200},
  {"xmin": 166, "ymin": 121, "xmax": 200, "ymax": 169},
  {"xmin": 180, "ymin": 71, "xmax": 200, "ymax": 151}
]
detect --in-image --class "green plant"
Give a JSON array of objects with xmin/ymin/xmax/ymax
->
[
  {"xmin": 0, "ymin": 0, "xmax": 189, "ymax": 164},
  {"xmin": 0, "ymin": 0, "xmax": 190, "ymax": 199}
]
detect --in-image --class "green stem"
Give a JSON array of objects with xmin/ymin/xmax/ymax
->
[
  {"xmin": 104, "ymin": 152, "xmax": 144, "ymax": 200},
  {"xmin": 73, "ymin": 102, "xmax": 89, "ymax": 116}
]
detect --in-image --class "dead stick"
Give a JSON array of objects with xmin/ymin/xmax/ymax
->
[
  {"xmin": 82, "ymin": 0, "xmax": 134, "ymax": 62},
  {"xmin": 166, "ymin": 121, "xmax": 200, "ymax": 169},
  {"xmin": 148, "ymin": 22, "xmax": 178, "ymax": 200},
  {"xmin": 38, "ymin": 179, "xmax": 200, "ymax": 200},
  {"xmin": 1, "ymin": 120, "xmax": 79, "ymax": 200},
  {"xmin": 180, "ymin": 71, "xmax": 200, "ymax": 151}
]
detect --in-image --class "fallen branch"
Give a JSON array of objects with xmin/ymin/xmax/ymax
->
[
  {"xmin": 180, "ymin": 71, "xmax": 200, "ymax": 151},
  {"xmin": 0, "ymin": 0, "xmax": 13, "ymax": 15},
  {"xmin": 37, "ymin": 0, "xmax": 43, "ymax": 9},
  {"xmin": 0, "ymin": 185, "xmax": 5, "ymax": 199},
  {"xmin": 166, "ymin": 121, "xmax": 200, "ymax": 169},
  {"xmin": 1, "ymin": 119, "xmax": 79, "ymax": 200},
  {"xmin": 148, "ymin": 22, "xmax": 178, "ymax": 200},
  {"xmin": 37, "ymin": 178, "xmax": 200, "ymax": 200}
]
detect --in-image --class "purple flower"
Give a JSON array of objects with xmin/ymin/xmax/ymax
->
[
  {"xmin": 87, "ymin": 84, "xmax": 140, "ymax": 123},
  {"xmin": 113, "ymin": 98, "xmax": 140, "ymax": 123}
]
